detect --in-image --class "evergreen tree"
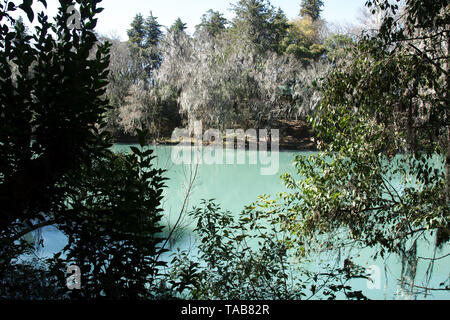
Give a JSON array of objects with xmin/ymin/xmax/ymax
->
[
  {"xmin": 127, "ymin": 13, "xmax": 146, "ymax": 48},
  {"xmin": 269, "ymin": 8, "xmax": 289, "ymax": 53},
  {"xmin": 144, "ymin": 12, "xmax": 163, "ymax": 72},
  {"xmin": 170, "ymin": 17, "xmax": 187, "ymax": 33},
  {"xmin": 279, "ymin": 0, "xmax": 325, "ymax": 63},
  {"xmin": 196, "ymin": 9, "xmax": 228, "ymax": 37},
  {"xmin": 127, "ymin": 12, "xmax": 163, "ymax": 83},
  {"xmin": 144, "ymin": 11, "xmax": 163, "ymax": 47},
  {"xmin": 299, "ymin": 0, "xmax": 324, "ymax": 21},
  {"xmin": 230, "ymin": 0, "xmax": 288, "ymax": 52},
  {"xmin": 128, "ymin": 12, "xmax": 163, "ymax": 50}
]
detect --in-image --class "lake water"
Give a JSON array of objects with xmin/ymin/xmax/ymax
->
[{"xmin": 36, "ymin": 144, "xmax": 449, "ymax": 300}]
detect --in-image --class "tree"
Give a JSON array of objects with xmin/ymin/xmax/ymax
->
[
  {"xmin": 0, "ymin": 0, "xmax": 111, "ymax": 233},
  {"xmin": 46, "ymin": 135, "xmax": 169, "ymax": 299},
  {"xmin": 324, "ymin": 33, "xmax": 354, "ymax": 63},
  {"xmin": 103, "ymin": 38, "xmax": 135, "ymax": 134},
  {"xmin": 272, "ymin": 0, "xmax": 449, "ymax": 297},
  {"xmin": 170, "ymin": 17, "xmax": 187, "ymax": 33},
  {"xmin": 114, "ymin": 12, "xmax": 177, "ymax": 139},
  {"xmin": 145, "ymin": 12, "xmax": 163, "ymax": 48},
  {"xmin": 299, "ymin": 0, "xmax": 324, "ymax": 21},
  {"xmin": 0, "ymin": 0, "xmax": 172, "ymax": 299},
  {"xmin": 196, "ymin": 9, "xmax": 228, "ymax": 37},
  {"xmin": 230, "ymin": 0, "xmax": 288, "ymax": 53},
  {"xmin": 127, "ymin": 11, "xmax": 162, "ymax": 51},
  {"xmin": 156, "ymin": 1, "xmax": 327, "ymax": 130},
  {"xmin": 127, "ymin": 13, "xmax": 146, "ymax": 48},
  {"xmin": 269, "ymin": 8, "xmax": 290, "ymax": 54},
  {"xmin": 277, "ymin": 0, "xmax": 327, "ymax": 64},
  {"xmin": 127, "ymin": 12, "xmax": 163, "ymax": 82},
  {"xmin": 282, "ymin": 16, "xmax": 326, "ymax": 64},
  {"xmin": 157, "ymin": 30, "xmax": 291, "ymax": 130},
  {"xmin": 143, "ymin": 12, "xmax": 163, "ymax": 82},
  {"xmin": 168, "ymin": 200, "xmax": 368, "ymax": 299},
  {"xmin": 117, "ymin": 80, "xmax": 180, "ymax": 138}
]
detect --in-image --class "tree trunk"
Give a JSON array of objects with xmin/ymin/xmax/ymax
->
[
  {"xmin": 446, "ymin": 35, "xmax": 449, "ymax": 206},
  {"xmin": 447, "ymin": 125, "xmax": 449, "ymax": 205}
]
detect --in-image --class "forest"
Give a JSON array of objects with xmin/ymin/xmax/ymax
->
[
  {"xmin": 104, "ymin": 0, "xmax": 348, "ymax": 143},
  {"xmin": 0, "ymin": 0, "xmax": 448, "ymax": 301}
]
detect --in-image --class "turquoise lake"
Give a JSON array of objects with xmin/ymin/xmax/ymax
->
[{"xmin": 36, "ymin": 144, "xmax": 449, "ymax": 300}]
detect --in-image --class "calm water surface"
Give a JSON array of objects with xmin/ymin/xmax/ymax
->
[{"xmin": 37, "ymin": 144, "xmax": 449, "ymax": 300}]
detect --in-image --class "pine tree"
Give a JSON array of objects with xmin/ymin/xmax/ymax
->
[
  {"xmin": 231, "ymin": 0, "xmax": 288, "ymax": 52},
  {"xmin": 299, "ymin": 0, "xmax": 324, "ymax": 21},
  {"xmin": 144, "ymin": 12, "xmax": 163, "ymax": 47},
  {"xmin": 127, "ymin": 13, "xmax": 146, "ymax": 48},
  {"xmin": 144, "ymin": 12, "xmax": 163, "ymax": 72},
  {"xmin": 127, "ymin": 12, "xmax": 163, "ymax": 82},
  {"xmin": 170, "ymin": 17, "xmax": 187, "ymax": 33},
  {"xmin": 127, "ymin": 12, "xmax": 162, "ymax": 50},
  {"xmin": 269, "ymin": 8, "xmax": 289, "ymax": 53},
  {"xmin": 196, "ymin": 9, "xmax": 228, "ymax": 37}
]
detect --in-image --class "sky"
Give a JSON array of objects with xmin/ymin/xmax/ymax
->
[{"xmin": 24, "ymin": 0, "xmax": 368, "ymax": 40}]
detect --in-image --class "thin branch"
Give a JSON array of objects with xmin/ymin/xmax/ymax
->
[
  {"xmin": 7, "ymin": 219, "xmax": 57, "ymax": 244},
  {"xmin": 155, "ymin": 161, "xmax": 199, "ymax": 262},
  {"xmin": 408, "ymin": 43, "xmax": 449, "ymax": 76},
  {"xmin": 398, "ymin": 280, "xmax": 450, "ymax": 292},
  {"xmin": 417, "ymin": 252, "xmax": 450, "ymax": 261}
]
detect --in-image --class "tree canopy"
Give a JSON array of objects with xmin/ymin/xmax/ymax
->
[
  {"xmin": 196, "ymin": 9, "xmax": 228, "ymax": 37},
  {"xmin": 170, "ymin": 17, "xmax": 188, "ymax": 33},
  {"xmin": 270, "ymin": 0, "xmax": 449, "ymax": 296},
  {"xmin": 0, "ymin": 0, "xmax": 171, "ymax": 299},
  {"xmin": 300, "ymin": 0, "xmax": 324, "ymax": 21}
]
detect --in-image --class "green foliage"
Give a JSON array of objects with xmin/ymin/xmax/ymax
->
[
  {"xmin": 170, "ymin": 18, "xmax": 187, "ymax": 34},
  {"xmin": 281, "ymin": 15, "xmax": 325, "ymax": 64},
  {"xmin": 196, "ymin": 9, "xmax": 228, "ymax": 37},
  {"xmin": 273, "ymin": 0, "xmax": 449, "ymax": 296},
  {"xmin": 106, "ymin": 11, "xmax": 183, "ymax": 139},
  {"xmin": 324, "ymin": 34, "xmax": 354, "ymax": 63},
  {"xmin": 144, "ymin": 13, "xmax": 163, "ymax": 48},
  {"xmin": 281, "ymin": 0, "xmax": 326, "ymax": 63},
  {"xmin": 106, "ymin": 0, "xmax": 330, "ymax": 136},
  {"xmin": 168, "ymin": 200, "xmax": 369, "ymax": 300},
  {"xmin": 127, "ymin": 12, "xmax": 162, "ymax": 81},
  {"xmin": 0, "ymin": 0, "xmax": 111, "ymax": 233},
  {"xmin": 1, "ymin": 132, "xmax": 170, "ymax": 299},
  {"xmin": 0, "ymin": 1, "xmax": 171, "ymax": 300},
  {"xmin": 46, "ymin": 132, "xmax": 168, "ymax": 299},
  {"xmin": 6, "ymin": 0, "xmax": 447, "ymax": 301},
  {"xmin": 299, "ymin": 0, "xmax": 324, "ymax": 21},
  {"xmin": 127, "ymin": 13, "xmax": 146, "ymax": 48},
  {"xmin": 230, "ymin": 0, "xmax": 289, "ymax": 53}
]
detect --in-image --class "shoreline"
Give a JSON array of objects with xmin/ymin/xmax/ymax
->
[
  {"xmin": 113, "ymin": 139, "xmax": 318, "ymax": 152},
  {"xmin": 111, "ymin": 119, "xmax": 318, "ymax": 152}
]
